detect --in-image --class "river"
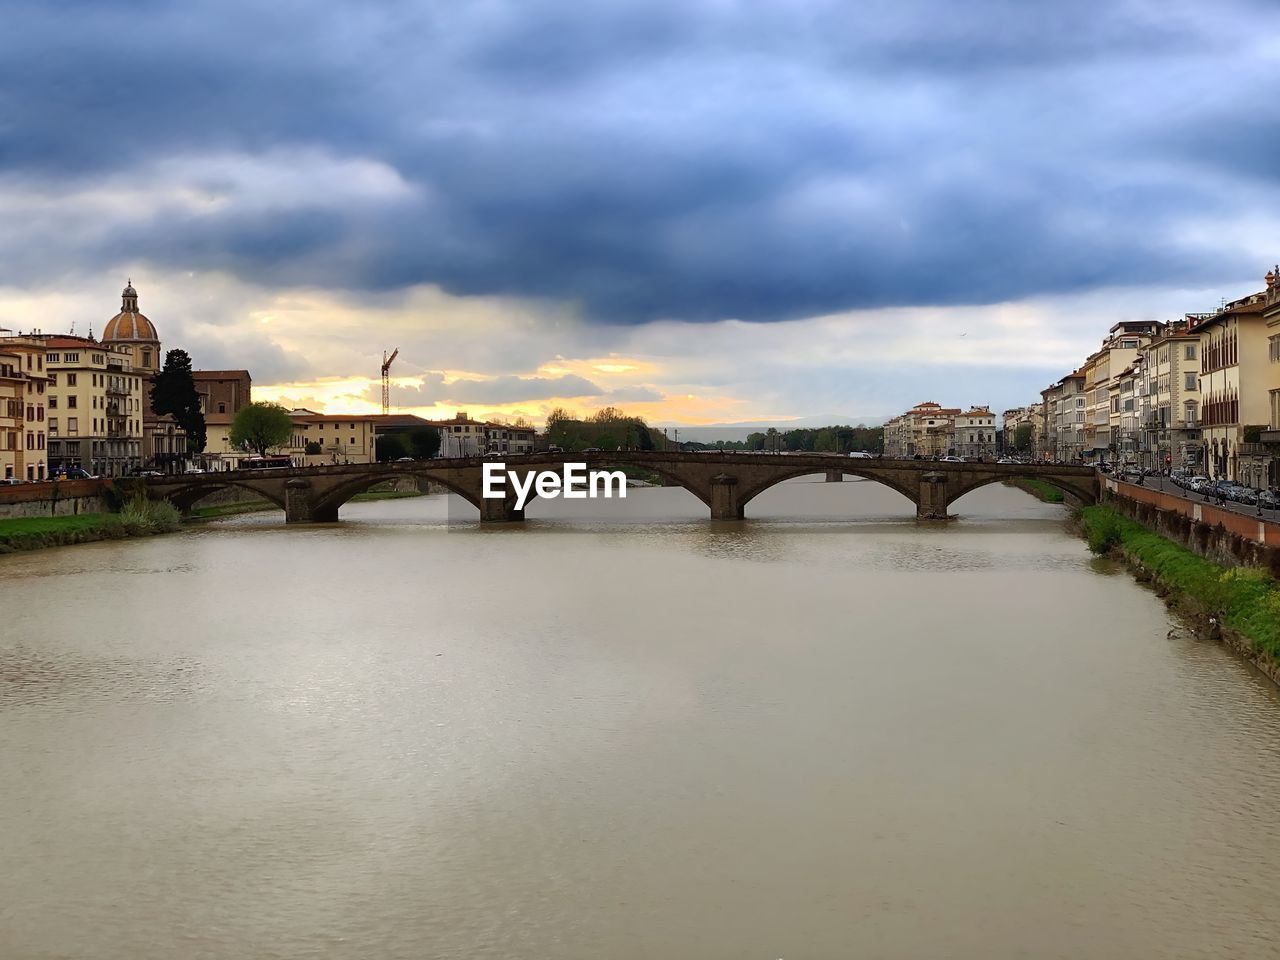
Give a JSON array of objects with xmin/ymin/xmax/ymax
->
[{"xmin": 3, "ymin": 479, "xmax": 1280, "ymax": 959}]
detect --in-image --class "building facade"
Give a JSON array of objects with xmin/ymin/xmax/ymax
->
[
  {"xmin": 952, "ymin": 406, "xmax": 997, "ymax": 459},
  {"xmin": 43, "ymin": 335, "xmax": 145, "ymax": 477},
  {"xmin": 1194, "ymin": 291, "xmax": 1271, "ymax": 485},
  {"xmin": 1137, "ymin": 320, "xmax": 1203, "ymax": 472},
  {"xmin": 0, "ymin": 338, "xmax": 48, "ymax": 481}
]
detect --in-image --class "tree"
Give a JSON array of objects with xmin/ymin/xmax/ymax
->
[
  {"xmin": 1014, "ymin": 423, "xmax": 1034, "ymax": 452},
  {"xmin": 230, "ymin": 402, "xmax": 294, "ymax": 455},
  {"xmin": 404, "ymin": 425, "xmax": 441, "ymax": 459},
  {"xmin": 375, "ymin": 434, "xmax": 405, "ymax": 461},
  {"xmin": 304, "ymin": 441, "xmax": 322, "ymax": 455},
  {"xmin": 149, "ymin": 348, "xmax": 206, "ymax": 454}
]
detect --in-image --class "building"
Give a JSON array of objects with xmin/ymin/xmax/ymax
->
[
  {"xmin": 952, "ymin": 406, "xmax": 997, "ymax": 459},
  {"xmin": 882, "ymin": 402, "xmax": 963, "ymax": 458},
  {"xmin": 1264, "ymin": 267, "xmax": 1280, "ymax": 486},
  {"xmin": 1081, "ymin": 321, "xmax": 1163, "ymax": 462},
  {"xmin": 284, "ymin": 409, "xmax": 378, "ymax": 464},
  {"xmin": 1041, "ymin": 370, "xmax": 1086, "ymax": 462},
  {"xmin": 0, "ymin": 338, "xmax": 48, "ymax": 481},
  {"xmin": 42, "ymin": 335, "xmax": 145, "ymax": 477},
  {"xmin": 1137, "ymin": 319, "xmax": 1203, "ymax": 472},
  {"xmin": 188, "ymin": 370, "xmax": 252, "ymax": 470},
  {"xmin": 484, "ymin": 421, "xmax": 537, "ymax": 455},
  {"xmin": 1191, "ymin": 289, "xmax": 1270, "ymax": 485},
  {"xmin": 433, "ymin": 411, "xmax": 490, "ymax": 457},
  {"xmin": 1002, "ymin": 404, "xmax": 1043, "ymax": 457},
  {"xmin": 1113, "ymin": 362, "xmax": 1141, "ymax": 465}
]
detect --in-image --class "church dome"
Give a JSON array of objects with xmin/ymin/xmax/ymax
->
[{"xmin": 102, "ymin": 279, "xmax": 159, "ymax": 342}]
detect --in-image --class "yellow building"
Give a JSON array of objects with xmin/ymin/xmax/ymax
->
[
  {"xmin": 0, "ymin": 338, "xmax": 48, "ymax": 481},
  {"xmin": 1192, "ymin": 289, "xmax": 1270, "ymax": 485},
  {"xmin": 43, "ymin": 335, "xmax": 145, "ymax": 477},
  {"xmin": 284, "ymin": 409, "xmax": 378, "ymax": 465},
  {"xmin": 1259, "ymin": 267, "xmax": 1280, "ymax": 486}
]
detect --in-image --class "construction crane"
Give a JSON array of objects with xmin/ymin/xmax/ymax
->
[{"xmin": 381, "ymin": 348, "xmax": 399, "ymax": 415}]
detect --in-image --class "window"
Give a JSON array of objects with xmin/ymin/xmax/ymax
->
[
  {"xmin": 47, "ymin": 373, "xmax": 56, "ymax": 387},
  {"xmin": 67, "ymin": 395, "xmax": 77, "ymax": 409},
  {"xmin": 48, "ymin": 353, "xmax": 59, "ymax": 363},
  {"xmin": 48, "ymin": 396, "xmax": 57, "ymax": 409},
  {"xmin": 1185, "ymin": 344, "xmax": 1196, "ymax": 360},
  {"xmin": 67, "ymin": 373, "xmax": 76, "ymax": 387},
  {"xmin": 64, "ymin": 353, "xmax": 78, "ymax": 363},
  {"xmin": 1185, "ymin": 373, "xmax": 1197, "ymax": 391},
  {"xmin": 350, "ymin": 436, "xmax": 356, "ymax": 444},
  {"xmin": 218, "ymin": 403, "xmax": 226, "ymax": 414},
  {"xmin": 1271, "ymin": 335, "xmax": 1280, "ymax": 363}
]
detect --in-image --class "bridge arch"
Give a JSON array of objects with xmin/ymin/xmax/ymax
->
[
  {"xmin": 734, "ymin": 467, "xmax": 920, "ymax": 518},
  {"xmin": 309, "ymin": 469, "xmax": 484, "ymax": 519},
  {"xmin": 497, "ymin": 458, "xmax": 714, "ymax": 516},
  {"xmin": 944, "ymin": 472, "xmax": 1097, "ymax": 511},
  {"xmin": 152, "ymin": 477, "xmax": 288, "ymax": 514}
]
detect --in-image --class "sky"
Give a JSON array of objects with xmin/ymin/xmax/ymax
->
[{"xmin": 2, "ymin": 0, "xmax": 1277, "ymax": 426}]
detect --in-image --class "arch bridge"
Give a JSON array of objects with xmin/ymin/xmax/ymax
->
[{"xmin": 145, "ymin": 452, "xmax": 1097, "ymax": 524}]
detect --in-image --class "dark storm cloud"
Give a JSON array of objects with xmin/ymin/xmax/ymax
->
[{"xmin": 3, "ymin": 0, "xmax": 1274, "ymax": 322}]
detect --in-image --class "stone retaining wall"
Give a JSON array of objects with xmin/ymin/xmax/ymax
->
[{"xmin": 1106, "ymin": 478, "xmax": 1280, "ymax": 576}]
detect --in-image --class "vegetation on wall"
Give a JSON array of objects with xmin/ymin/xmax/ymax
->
[{"xmin": 1078, "ymin": 505, "xmax": 1280, "ymax": 659}]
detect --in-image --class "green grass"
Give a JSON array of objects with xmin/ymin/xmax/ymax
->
[
  {"xmin": 0, "ymin": 498, "xmax": 181, "ymax": 552},
  {"xmin": 1007, "ymin": 478, "xmax": 1065, "ymax": 503},
  {"xmin": 1079, "ymin": 505, "xmax": 1280, "ymax": 659},
  {"xmin": 0, "ymin": 512, "xmax": 126, "ymax": 552}
]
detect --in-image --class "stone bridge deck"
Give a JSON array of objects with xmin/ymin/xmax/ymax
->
[{"xmin": 146, "ymin": 452, "xmax": 1097, "ymax": 524}]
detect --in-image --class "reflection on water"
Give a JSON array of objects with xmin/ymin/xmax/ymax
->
[{"xmin": 2, "ymin": 479, "xmax": 1280, "ymax": 960}]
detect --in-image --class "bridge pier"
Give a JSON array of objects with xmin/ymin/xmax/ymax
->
[
  {"xmin": 917, "ymin": 472, "xmax": 951, "ymax": 520},
  {"xmin": 284, "ymin": 478, "xmax": 337, "ymax": 523},
  {"xmin": 480, "ymin": 498, "xmax": 525, "ymax": 523},
  {"xmin": 825, "ymin": 469, "xmax": 843, "ymax": 482},
  {"xmin": 709, "ymin": 474, "xmax": 742, "ymax": 520}
]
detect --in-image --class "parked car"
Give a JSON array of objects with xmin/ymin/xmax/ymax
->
[
  {"xmin": 848, "ymin": 451, "xmax": 874, "ymax": 459},
  {"xmin": 939, "ymin": 456, "xmax": 964, "ymax": 463}
]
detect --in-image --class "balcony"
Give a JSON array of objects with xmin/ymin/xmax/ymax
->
[
  {"xmin": 105, "ymin": 383, "xmax": 127, "ymax": 396},
  {"xmin": 1261, "ymin": 430, "xmax": 1280, "ymax": 444}
]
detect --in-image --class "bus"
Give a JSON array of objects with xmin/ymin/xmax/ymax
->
[{"xmin": 239, "ymin": 455, "xmax": 293, "ymax": 470}]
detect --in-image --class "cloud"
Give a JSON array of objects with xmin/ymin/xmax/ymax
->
[{"xmin": 2, "ymin": 0, "xmax": 1278, "ymax": 326}]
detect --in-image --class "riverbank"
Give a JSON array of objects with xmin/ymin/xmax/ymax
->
[
  {"xmin": 1077, "ymin": 504, "xmax": 1280, "ymax": 685},
  {"xmin": 1005, "ymin": 478, "xmax": 1065, "ymax": 503},
  {"xmin": 0, "ymin": 499, "xmax": 181, "ymax": 554},
  {"xmin": 2, "ymin": 488, "xmax": 434, "ymax": 549}
]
